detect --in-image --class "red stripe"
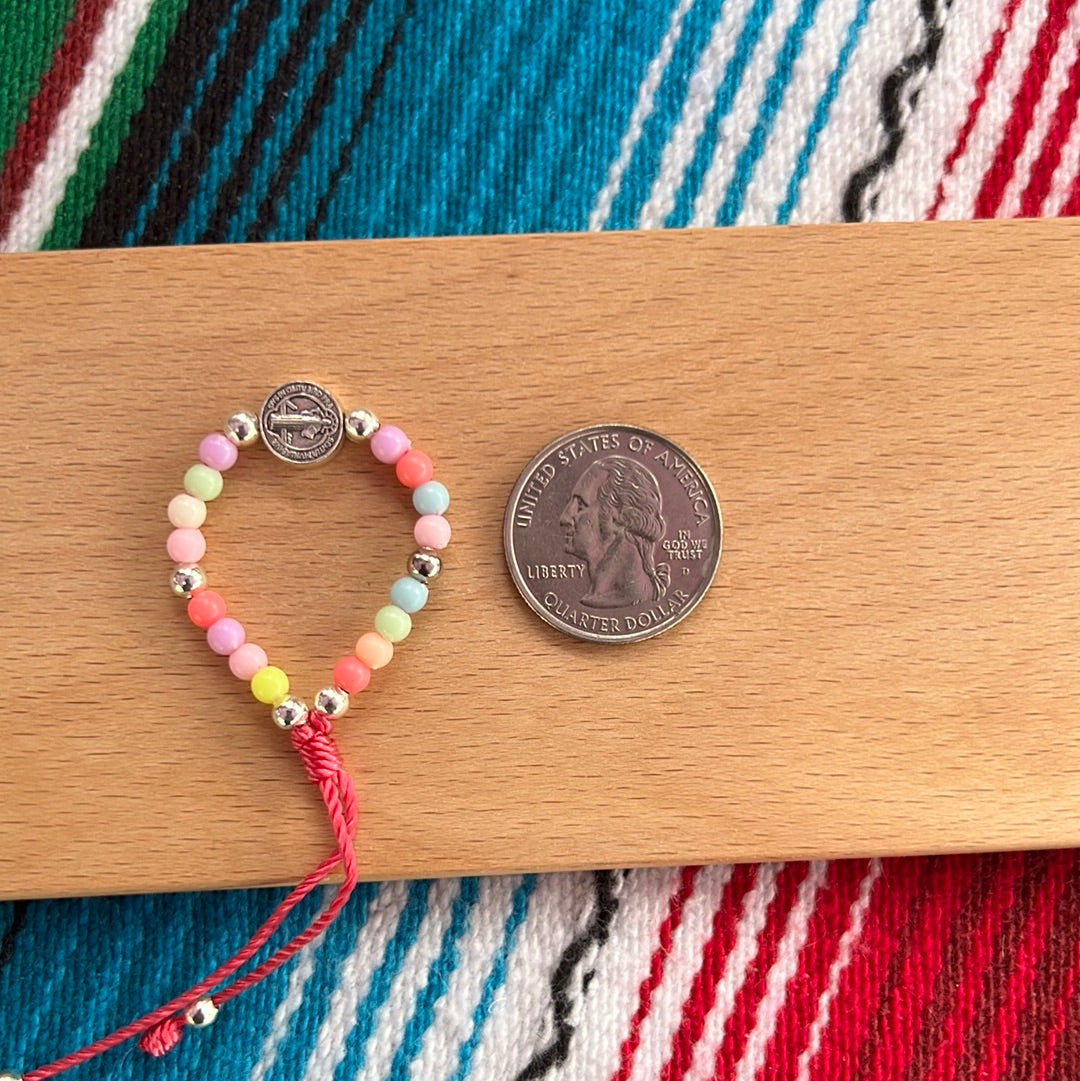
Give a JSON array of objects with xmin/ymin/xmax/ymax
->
[
  {"xmin": 1062, "ymin": 171, "xmax": 1080, "ymax": 212},
  {"xmin": 928, "ymin": 0, "xmax": 1024, "ymax": 219},
  {"xmin": 0, "ymin": 0, "xmax": 112, "ymax": 236},
  {"xmin": 610, "ymin": 865, "xmax": 701, "ymax": 1081},
  {"xmin": 1019, "ymin": 40, "xmax": 1080, "ymax": 214},
  {"xmin": 1037, "ymin": 944, "xmax": 1080, "ymax": 1081},
  {"xmin": 766, "ymin": 860, "xmax": 865, "ymax": 1079},
  {"xmin": 712, "ymin": 863, "xmax": 804, "ymax": 1079},
  {"xmin": 973, "ymin": 0, "xmax": 1078, "ymax": 218},
  {"xmin": 808, "ymin": 857, "xmax": 928, "ymax": 1081},
  {"xmin": 660, "ymin": 862, "xmax": 758, "ymax": 1081}
]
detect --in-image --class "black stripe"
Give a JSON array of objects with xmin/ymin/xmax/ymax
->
[
  {"xmin": 242, "ymin": 0, "xmax": 375, "ymax": 242},
  {"xmin": 197, "ymin": 0, "xmax": 353, "ymax": 244},
  {"xmin": 303, "ymin": 0, "xmax": 412, "ymax": 241},
  {"xmin": 0, "ymin": 901, "xmax": 28, "ymax": 972},
  {"xmin": 136, "ymin": 0, "xmax": 289, "ymax": 246},
  {"xmin": 79, "ymin": 0, "xmax": 240, "ymax": 248}
]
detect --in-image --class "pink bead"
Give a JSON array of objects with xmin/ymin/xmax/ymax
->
[
  {"xmin": 370, "ymin": 425, "xmax": 411, "ymax": 464},
  {"xmin": 167, "ymin": 527, "xmax": 206, "ymax": 563},
  {"xmin": 199, "ymin": 432, "xmax": 239, "ymax": 471},
  {"xmin": 414, "ymin": 514, "xmax": 451, "ymax": 550},
  {"xmin": 229, "ymin": 642, "xmax": 268, "ymax": 680},
  {"xmin": 207, "ymin": 617, "xmax": 246, "ymax": 656}
]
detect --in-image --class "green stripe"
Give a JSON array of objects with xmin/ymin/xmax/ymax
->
[
  {"xmin": 43, "ymin": 0, "xmax": 190, "ymax": 251},
  {"xmin": 0, "ymin": 0, "xmax": 78, "ymax": 163}
]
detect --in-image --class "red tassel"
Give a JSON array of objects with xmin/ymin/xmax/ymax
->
[{"xmin": 137, "ymin": 1016, "xmax": 185, "ymax": 1057}]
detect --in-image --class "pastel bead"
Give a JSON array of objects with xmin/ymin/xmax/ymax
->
[
  {"xmin": 412, "ymin": 481, "xmax": 449, "ymax": 517},
  {"xmin": 375, "ymin": 605, "xmax": 412, "ymax": 643},
  {"xmin": 355, "ymin": 631, "xmax": 393, "ymax": 670},
  {"xmin": 370, "ymin": 425, "xmax": 410, "ymax": 464},
  {"xmin": 414, "ymin": 514, "xmax": 451, "ymax": 550},
  {"xmin": 207, "ymin": 617, "xmax": 245, "ymax": 655},
  {"xmin": 187, "ymin": 590, "xmax": 226, "ymax": 628},
  {"xmin": 333, "ymin": 655, "xmax": 371, "ymax": 694},
  {"xmin": 229, "ymin": 642, "xmax": 268, "ymax": 680},
  {"xmin": 199, "ymin": 432, "xmax": 239, "ymax": 472},
  {"xmin": 390, "ymin": 576, "xmax": 428, "ymax": 614},
  {"xmin": 168, "ymin": 493, "xmax": 207, "ymax": 529},
  {"xmin": 251, "ymin": 665, "xmax": 289, "ymax": 704},
  {"xmin": 167, "ymin": 527, "xmax": 206, "ymax": 564},
  {"xmin": 184, "ymin": 463, "xmax": 223, "ymax": 502},
  {"xmin": 395, "ymin": 449, "xmax": 433, "ymax": 488}
]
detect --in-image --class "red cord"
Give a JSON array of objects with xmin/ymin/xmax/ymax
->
[{"xmin": 23, "ymin": 712, "xmax": 359, "ymax": 1081}]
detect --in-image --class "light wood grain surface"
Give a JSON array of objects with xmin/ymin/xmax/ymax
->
[{"xmin": 2, "ymin": 222, "xmax": 1080, "ymax": 900}]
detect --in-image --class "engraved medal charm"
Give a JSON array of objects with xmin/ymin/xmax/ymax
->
[
  {"xmin": 504, "ymin": 424, "xmax": 722, "ymax": 643},
  {"xmin": 259, "ymin": 381, "xmax": 344, "ymax": 466}
]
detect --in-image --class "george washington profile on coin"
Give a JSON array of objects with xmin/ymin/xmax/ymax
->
[{"xmin": 559, "ymin": 455, "xmax": 671, "ymax": 608}]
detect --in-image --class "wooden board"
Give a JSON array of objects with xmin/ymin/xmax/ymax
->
[{"xmin": 3, "ymin": 221, "xmax": 1080, "ymax": 901}]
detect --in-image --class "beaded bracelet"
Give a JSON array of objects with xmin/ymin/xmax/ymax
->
[{"xmin": 3, "ymin": 382, "xmax": 450, "ymax": 1081}]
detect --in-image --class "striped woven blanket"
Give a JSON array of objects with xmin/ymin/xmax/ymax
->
[{"xmin": 3, "ymin": 2, "xmax": 1080, "ymax": 1079}]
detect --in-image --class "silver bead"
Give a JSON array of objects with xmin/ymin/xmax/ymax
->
[
  {"xmin": 272, "ymin": 697, "xmax": 309, "ymax": 730},
  {"xmin": 184, "ymin": 997, "xmax": 219, "ymax": 1028},
  {"xmin": 408, "ymin": 549, "xmax": 442, "ymax": 582},
  {"xmin": 225, "ymin": 410, "xmax": 260, "ymax": 448},
  {"xmin": 314, "ymin": 686, "xmax": 349, "ymax": 718},
  {"xmin": 0, "ymin": 1072, "xmax": 22, "ymax": 1080},
  {"xmin": 170, "ymin": 564, "xmax": 207, "ymax": 598},
  {"xmin": 344, "ymin": 407, "xmax": 380, "ymax": 442}
]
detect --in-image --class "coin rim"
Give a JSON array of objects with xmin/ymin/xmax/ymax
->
[
  {"xmin": 502, "ymin": 423, "xmax": 722, "ymax": 644},
  {"xmin": 259, "ymin": 381, "xmax": 345, "ymax": 467}
]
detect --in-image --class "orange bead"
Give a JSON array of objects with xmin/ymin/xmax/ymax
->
[
  {"xmin": 395, "ymin": 449, "xmax": 434, "ymax": 489},
  {"xmin": 188, "ymin": 590, "xmax": 227, "ymax": 628}
]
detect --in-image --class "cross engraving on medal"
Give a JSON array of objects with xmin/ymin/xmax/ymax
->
[{"xmin": 265, "ymin": 407, "xmax": 333, "ymax": 446}]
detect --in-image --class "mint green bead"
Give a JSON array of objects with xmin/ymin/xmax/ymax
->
[
  {"xmin": 184, "ymin": 463, "xmax": 223, "ymax": 502},
  {"xmin": 412, "ymin": 480, "xmax": 450, "ymax": 516},
  {"xmin": 374, "ymin": 604, "xmax": 412, "ymax": 643}
]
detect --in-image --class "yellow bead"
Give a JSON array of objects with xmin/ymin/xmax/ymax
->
[{"xmin": 251, "ymin": 665, "xmax": 289, "ymax": 705}]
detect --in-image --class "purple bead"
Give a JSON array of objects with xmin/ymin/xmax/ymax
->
[
  {"xmin": 206, "ymin": 617, "xmax": 246, "ymax": 656},
  {"xmin": 370, "ymin": 425, "xmax": 410, "ymax": 464},
  {"xmin": 200, "ymin": 432, "xmax": 239, "ymax": 471}
]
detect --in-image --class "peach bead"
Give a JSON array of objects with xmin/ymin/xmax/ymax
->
[
  {"xmin": 168, "ymin": 493, "xmax": 206, "ymax": 529},
  {"xmin": 414, "ymin": 514, "xmax": 451, "ymax": 550},
  {"xmin": 395, "ymin": 449, "xmax": 433, "ymax": 488},
  {"xmin": 167, "ymin": 527, "xmax": 206, "ymax": 563},
  {"xmin": 188, "ymin": 590, "xmax": 226, "ymax": 628},
  {"xmin": 229, "ymin": 643, "xmax": 268, "ymax": 680},
  {"xmin": 333, "ymin": 655, "xmax": 371, "ymax": 694},
  {"xmin": 355, "ymin": 631, "xmax": 393, "ymax": 670}
]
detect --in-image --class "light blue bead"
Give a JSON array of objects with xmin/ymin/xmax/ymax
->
[
  {"xmin": 412, "ymin": 480, "xmax": 450, "ymax": 516},
  {"xmin": 390, "ymin": 576, "xmax": 429, "ymax": 614}
]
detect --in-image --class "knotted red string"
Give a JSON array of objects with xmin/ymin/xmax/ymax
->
[{"xmin": 23, "ymin": 712, "xmax": 359, "ymax": 1081}]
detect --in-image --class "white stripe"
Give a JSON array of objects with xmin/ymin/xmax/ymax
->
[
  {"xmin": 997, "ymin": 4, "xmax": 1080, "ymax": 217},
  {"xmin": 794, "ymin": 859, "xmax": 882, "ymax": 1081},
  {"xmin": 1042, "ymin": 90, "xmax": 1080, "ymax": 212},
  {"xmin": 871, "ymin": 0, "xmax": 1013, "ymax": 220},
  {"xmin": 626, "ymin": 864, "xmax": 735, "ymax": 1081},
  {"xmin": 683, "ymin": 863, "xmax": 782, "ymax": 1081},
  {"xmin": 690, "ymin": 0, "xmax": 806, "ymax": 226},
  {"xmin": 248, "ymin": 887, "xmax": 336, "ymax": 1081},
  {"xmin": 355, "ymin": 878, "xmax": 462, "ymax": 1081},
  {"xmin": 466, "ymin": 872, "xmax": 595, "ymax": 1081},
  {"xmin": 936, "ymin": 0, "xmax": 1051, "ymax": 219},
  {"xmin": 733, "ymin": 862, "xmax": 829, "ymax": 1081},
  {"xmin": 734, "ymin": 0, "xmax": 865, "ymax": 225},
  {"xmin": 637, "ymin": 0, "xmax": 760, "ymax": 229},
  {"xmin": 408, "ymin": 877, "xmax": 520, "ymax": 1081},
  {"xmin": 302, "ymin": 880, "xmax": 411, "ymax": 1081},
  {"xmin": 555, "ymin": 867, "xmax": 683, "ymax": 1080},
  {"xmin": 589, "ymin": 0, "xmax": 697, "ymax": 231},
  {"xmin": 1, "ymin": 0, "xmax": 154, "ymax": 253}
]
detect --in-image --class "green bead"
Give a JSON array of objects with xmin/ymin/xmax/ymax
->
[
  {"xmin": 374, "ymin": 604, "xmax": 412, "ymax": 644},
  {"xmin": 185, "ymin": 463, "xmax": 223, "ymax": 502}
]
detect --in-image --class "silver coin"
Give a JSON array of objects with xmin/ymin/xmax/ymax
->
[
  {"xmin": 259, "ymin": 381, "xmax": 344, "ymax": 466},
  {"xmin": 503, "ymin": 424, "xmax": 722, "ymax": 643}
]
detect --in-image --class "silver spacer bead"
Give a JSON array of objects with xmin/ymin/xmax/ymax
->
[
  {"xmin": 184, "ymin": 997, "xmax": 219, "ymax": 1028},
  {"xmin": 170, "ymin": 564, "xmax": 207, "ymax": 598},
  {"xmin": 314, "ymin": 686, "xmax": 349, "ymax": 718},
  {"xmin": 408, "ymin": 549, "xmax": 442, "ymax": 583},
  {"xmin": 225, "ymin": 410, "xmax": 260, "ymax": 448},
  {"xmin": 0, "ymin": 1072, "xmax": 22, "ymax": 1080},
  {"xmin": 272, "ymin": 697, "xmax": 309, "ymax": 730},
  {"xmin": 344, "ymin": 408, "xmax": 380, "ymax": 442}
]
